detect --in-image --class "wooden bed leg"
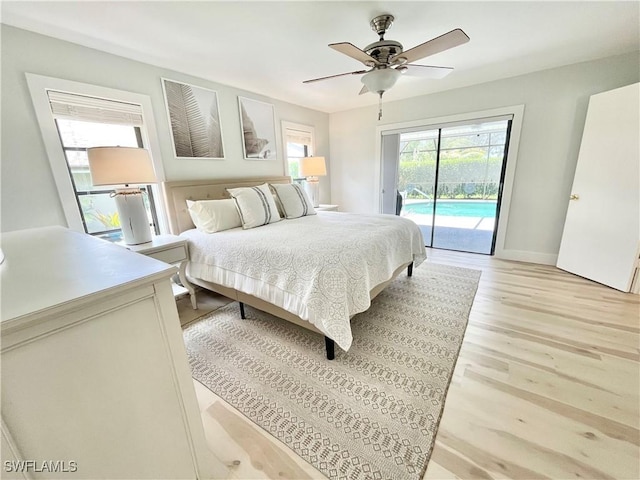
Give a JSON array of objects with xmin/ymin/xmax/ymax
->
[
  {"xmin": 239, "ymin": 302, "xmax": 246, "ymax": 319},
  {"xmin": 324, "ymin": 337, "xmax": 335, "ymax": 360},
  {"xmin": 407, "ymin": 262, "xmax": 414, "ymax": 277}
]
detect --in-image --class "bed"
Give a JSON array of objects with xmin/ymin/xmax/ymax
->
[{"xmin": 162, "ymin": 176, "xmax": 426, "ymax": 359}]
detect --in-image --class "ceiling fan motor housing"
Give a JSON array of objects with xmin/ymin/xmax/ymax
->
[
  {"xmin": 366, "ymin": 14, "xmax": 405, "ymax": 65},
  {"xmin": 364, "ymin": 39, "xmax": 404, "ymax": 65}
]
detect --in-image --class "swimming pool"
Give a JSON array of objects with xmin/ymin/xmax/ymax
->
[{"xmin": 403, "ymin": 200, "xmax": 497, "ymax": 218}]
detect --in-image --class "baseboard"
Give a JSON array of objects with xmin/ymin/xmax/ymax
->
[{"xmin": 495, "ymin": 249, "xmax": 558, "ymax": 265}]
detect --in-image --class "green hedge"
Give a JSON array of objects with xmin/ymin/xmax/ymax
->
[{"xmin": 399, "ymin": 154, "xmax": 503, "ymax": 199}]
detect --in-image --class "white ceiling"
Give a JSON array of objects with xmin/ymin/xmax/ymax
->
[{"xmin": 2, "ymin": 1, "xmax": 639, "ymax": 113}]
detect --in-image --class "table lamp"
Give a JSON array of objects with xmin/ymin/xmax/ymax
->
[
  {"xmin": 87, "ymin": 146, "xmax": 156, "ymax": 245},
  {"xmin": 299, "ymin": 156, "xmax": 326, "ymax": 208}
]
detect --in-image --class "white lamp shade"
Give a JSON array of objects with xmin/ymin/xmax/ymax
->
[
  {"xmin": 299, "ymin": 156, "xmax": 327, "ymax": 177},
  {"xmin": 87, "ymin": 146, "xmax": 156, "ymax": 186},
  {"xmin": 361, "ymin": 68, "xmax": 401, "ymax": 93}
]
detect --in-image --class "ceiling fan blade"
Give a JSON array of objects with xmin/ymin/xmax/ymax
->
[
  {"xmin": 359, "ymin": 85, "xmax": 369, "ymax": 95},
  {"xmin": 303, "ymin": 70, "xmax": 368, "ymax": 84},
  {"xmin": 403, "ymin": 64, "xmax": 454, "ymax": 79},
  {"xmin": 391, "ymin": 28, "xmax": 469, "ymax": 64},
  {"xmin": 329, "ymin": 42, "xmax": 380, "ymax": 66}
]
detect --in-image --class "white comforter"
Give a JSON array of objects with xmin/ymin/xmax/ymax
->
[{"xmin": 182, "ymin": 212, "xmax": 426, "ymax": 351}]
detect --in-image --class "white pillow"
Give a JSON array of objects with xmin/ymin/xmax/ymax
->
[
  {"xmin": 227, "ymin": 183, "xmax": 281, "ymax": 229},
  {"xmin": 186, "ymin": 199, "xmax": 242, "ymax": 233},
  {"xmin": 270, "ymin": 183, "xmax": 316, "ymax": 219}
]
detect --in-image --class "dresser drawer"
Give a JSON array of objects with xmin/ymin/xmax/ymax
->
[{"xmin": 145, "ymin": 244, "xmax": 188, "ymax": 264}]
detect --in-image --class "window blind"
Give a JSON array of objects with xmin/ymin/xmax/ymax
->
[
  {"xmin": 381, "ymin": 114, "xmax": 514, "ymax": 136},
  {"xmin": 47, "ymin": 90, "xmax": 144, "ymax": 126},
  {"xmin": 285, "ymin": 128, "xmax": 313, "ymax": 147}
]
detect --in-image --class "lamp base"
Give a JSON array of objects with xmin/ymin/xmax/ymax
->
[
  {"xmin": 304, "ymin": 177, "xmax": 320, "ymax": 208},
  {"xmin": 114, "ymin": 188, "xmax": 152, "ymax": 245}
]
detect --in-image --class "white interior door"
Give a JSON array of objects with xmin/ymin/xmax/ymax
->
[{"xmin": 557, "ymin": 83, "xmax": 640, "ymax": 292}]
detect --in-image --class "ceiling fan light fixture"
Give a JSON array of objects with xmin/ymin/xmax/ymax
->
[{"xmin": 361, "ymin": 68, "xmax": 401, "ymax": 94}]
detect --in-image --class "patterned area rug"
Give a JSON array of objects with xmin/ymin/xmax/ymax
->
[{"xmin": 183, "ymin": 262, "xmax": 481, "ymax": 480}]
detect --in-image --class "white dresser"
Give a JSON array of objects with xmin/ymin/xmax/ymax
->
[{"xmin": 0, "ymin": 226, "xmax": 226, "ymax": 479}]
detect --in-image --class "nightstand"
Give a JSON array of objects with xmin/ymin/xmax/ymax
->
[
  {"xmin": 123, "ymin": 235, "xmax": 197, "ymax": 309},
  {"xmin": 316, "ymin": 204, "xmax": 339, "ymax": 211}
]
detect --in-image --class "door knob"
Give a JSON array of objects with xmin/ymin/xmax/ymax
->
[{"xmin": 570, "ymin": 194, "xmax": 579, "ymax": 200}]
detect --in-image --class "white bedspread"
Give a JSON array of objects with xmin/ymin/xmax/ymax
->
[{"xmin": 182, "ymin": 212, "xmax": 426, "ymax": 351}]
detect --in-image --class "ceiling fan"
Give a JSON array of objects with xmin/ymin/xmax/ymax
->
[{"xmin": 304, "ymin": 14, "xmax": 470, "ymax": 118}]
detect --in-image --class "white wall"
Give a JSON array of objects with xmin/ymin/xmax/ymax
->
[
  {"xmin": 3, "ymin": 24, "xmax": 637, "ymax": 261},
  {"xmin": 0, "ymin": 25, "xmax": 330, "ymax": 232},
  {"xmin": 329, "ymin": 52, "xmax": 639, "ymax": 262}
]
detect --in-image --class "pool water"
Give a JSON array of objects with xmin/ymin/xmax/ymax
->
[{"xmin": 403, "ymin": 200, "xmax": 497, "ymax": 218}]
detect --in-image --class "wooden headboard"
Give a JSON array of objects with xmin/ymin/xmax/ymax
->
[{"xmin": 161, "ymin": 176, "xmax": 291, "ymax": 234}]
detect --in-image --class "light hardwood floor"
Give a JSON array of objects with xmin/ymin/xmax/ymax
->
[{"xmin": 177, "ymin": 249, "xmax": 640, "ymax": 479}]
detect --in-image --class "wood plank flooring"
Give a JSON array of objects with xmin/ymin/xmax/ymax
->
[{"xmin": 177, "ymin": 249, "xmax": 640, "ymax": 479}]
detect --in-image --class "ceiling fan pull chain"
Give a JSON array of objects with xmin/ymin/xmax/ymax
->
[{"xmin": 378, "ymin": 92, "xmax": 383, "ymax": 120}]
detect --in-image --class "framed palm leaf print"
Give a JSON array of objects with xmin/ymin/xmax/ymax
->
[{"xmin": 162, "ymin": 78, "xmax": 225, "ymax": 159}]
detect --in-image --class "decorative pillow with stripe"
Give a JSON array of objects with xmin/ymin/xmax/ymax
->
[
  {"xmin": 270, "ymin": 183, "xmax": 316, "ymax": 219},
  {"xmin": 227, "ymin": 183, "xmax": 282, "ymax": 229}
]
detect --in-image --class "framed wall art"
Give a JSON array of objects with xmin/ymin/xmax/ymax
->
[
  {"xmin": 238, "ymin": 96, "xmax": 277, "ymax": 160},
  {"xmin": 162, "ymin": 78, "xmax": 225, "ymax": 159}
]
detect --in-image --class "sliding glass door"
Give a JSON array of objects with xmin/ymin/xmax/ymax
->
[
  {"xmin": 382, "ymin": 117, "xmax": 511, "ymax": 255},
  {"xmin": 396, "ymin": 129, "xmax": 439, "ymax": 242}
]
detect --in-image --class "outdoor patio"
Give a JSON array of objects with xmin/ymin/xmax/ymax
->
[{"xmin": 402, "ymin": 210, "xmax": 496, "ymax": 255}]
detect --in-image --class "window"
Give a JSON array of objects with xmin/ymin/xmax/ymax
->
[
  {"xmin": 48, "ymin": 91, "xmax": 159, "ymax": 241},
  {"xmin": 55, "ymin": 118, "xmax": 159, "ymax": 240},
  {"xmin": 26, "ymin": 74, "xmax": 168, "ymax": 236},
  {"xmin": 282, "ymin": 122, "xmax": 315, "ymax": 181}
]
